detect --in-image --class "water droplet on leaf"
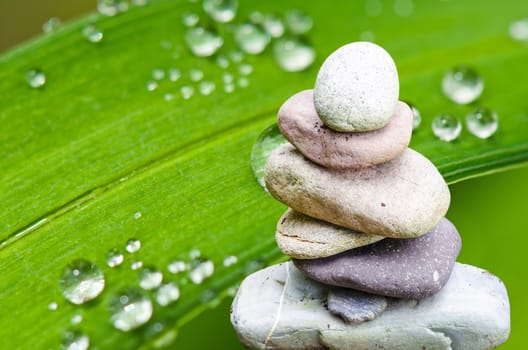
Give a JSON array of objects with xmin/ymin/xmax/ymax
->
[
  {"xmin": 125, "ymin": 238, "xmax": 141, "ymax": 253},
  {"xmin": 284, "ymin": 9, "xmax": 313, "ymax": 35},
  {"xmin": 273, "ymin": 37, "xmax": 315, "ymax": 72},
  {"xmin": 185, "ymin": 27, "xmax": 223, "ymax": 57},
  {"xmin": 203, "ymin": 0, "xmax": 238, "ymax": 23},
  {"xmin": 82, "ymin": 24, "xmax": 103, "ymax": 43},
  {"xmin": 156, "ymin": 283, "xmax": 180, "ymax": 306},
  {"xmin": 432, "ymin": 113, "xmax": 462, "ymax": 142},
  {"xmin": 466, "ymin": 107, "xmax": 498, "ymax": 139},
  {"xmin": 139, "ymin": 266, "xmax": 164, "ymax": 290},
  {"xmin": 234, "ymin": 23, "xmax": 270, "ymax": 55},
  {"xmin": 109, "ymin": 289, "xmax": 153, "ymax": 331},
  {"xmin": 442, "ymin": 65, "xmax": 484, "ymax": 105},
  {"xmin": 59, "ymin": 259, "xmax": 105, "ymax": 305},
  {"xmin": 61, "ymin": 330, "xmax": 89, "ymax": 350},
  {"xmin": 250, "ymin": 124, "xmax": 288, "ymax": 189},
  {"xmin": 26, "ymin": 69, "xmax": 46, "ymax": 88}
]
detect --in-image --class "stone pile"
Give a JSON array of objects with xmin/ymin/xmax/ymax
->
[{"xmin": 231, "ymin": 42, "xmax": 510, "ymax": 350}]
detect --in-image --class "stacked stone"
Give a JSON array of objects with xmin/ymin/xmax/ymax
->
[{"xmin": 231, "ymin": 42, "xmax": 510, "ymax": 350}]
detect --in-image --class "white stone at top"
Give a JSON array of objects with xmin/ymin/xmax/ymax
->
[{"xmin": 314, "ymin": 42, "xmax": 399, "ymax": 132}]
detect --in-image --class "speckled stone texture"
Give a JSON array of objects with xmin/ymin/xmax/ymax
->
[
  {"xmin": 278, "ymin": 90, "xmax": 412, "ymax": 169},
  {"xmin": 314, "ymin": 42, "xmax": 399, "ymax": 132},
  {"xmin": 264, "ymin": 143, "xmax": 450, "ymax": 238},
  {"xmin": 327, "ymin": 287, "xmax": 388, "ymax": 324},
  {"xmin": 231, "ymin": 262, "xmax": 510, "ymax": 350},
  {"xmin": 276, "ymin": 209, "xmax": 384, "ymax": 259},
  {"xmin": 293, "ymin": 218, "xmax": 461, "ymax": 299}
]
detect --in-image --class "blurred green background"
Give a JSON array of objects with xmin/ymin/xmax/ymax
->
[{"xmin": 1, "ymin": 1, "xmax": 526, "ymax": 349}]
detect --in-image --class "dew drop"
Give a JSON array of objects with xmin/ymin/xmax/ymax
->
[
  {"xmin": 273, "ymin": 37, "xmax": 315, "ymax": 72},
  {"xmin": 228, "ymin": 50, "xmax": 244, "ymax": 62},
  {"xmin": 134, "ymin": 211, "xmax": 142, "ymax": 219},
  {"xmin": 249, "ymin": 11, "xmax": 264, "ymax": 24},
  {"xmin": 203, "ymin": 0, "xmax": 238, "ymax": 23},
  {"xmin": 223, "ymin": 255, "xmax": 238, "ymax": 267},
  {"xmin": 146, "ymin": 80, "xmax": 158, "ymax": 91},
  {"xmin": 180, "ymin": 85, "xmax": 195, "ymax": 100},
  {"xmin": 441, "ymin": 65, "xmax": 484, "ymax": 105},
  {"xmin": 156, "ymin": 283, "xmax": 181, "ymax": 306},
  {"xmin": 61, "ymin": 330, "xmax": 89, "ymax": 350},
  {"xmin": 199, "ymin": 81, "xmax": 216, "ymax": 95},
  {"xmin": 215, "ymin": 55, "xmax": 230, "ymax": 69},
  {"xmin": 48, "ymin": 302, "xmax": 58, "ymax": 311},
  {"xmin": 82, "ymin": 24, "xmax": 103, "ymax": 43},
  {"xmin": 109, "ymin": 289, "xmax": 153, "ymax": 331},
  {"xmin": 152, "ymin": 68, "xmax": 165, "ymax": 81},
  {"xmin": 139, "ymin": 266, "xmax": 164, "ymax": 290},
  {"xmin": 164, "ymin": 93, "xmax": 175, "ymax": 101},
  {"xmin": 131, "ymin": 0, "xmax": 148, "ymax": 5},
  {"xmin": 404, "ymin": 102, "xmax": 421, "ymax": 130},
  {"xmin": 509, "ymin": 18, "xmax": 528, "ymax": 41},
  {"xmin": 432, "ymin": 113, "xmax": 462, "ymax": 142},
  {"xmin": 189, "ymin": 68, "xmax": 204, "ymax": 82},
  {"xmin": 185, "ymin": 27, "xmax": 224, "ymax": 57},
  {"xmin": 26, "ymin": 69, "xmax": 46, "ymax": 89},
  {"xmin": 131, "ymin": 260, "xmax": 144, "ymax": 270},
  {"xmin": 167, "ymin": 260, "xmax": 187, "ymax": 274},
  {"xmin": 393, "ymin": 0, "xmax": 414, "ymax": 17},
  {"xmin": 223, "ymin": 83, "xmax": 235, "ymax": 93},
  {"xmin": 43, "ymin": 17, "xmax": 62, "ymax": 33},
  {"xmin": 189, "ymin": 248, "xmax": 201, "ymax": 259},
  {"xmin": 183, "ymin": 12, "xmax": 200, "ymax": 27},
  {"xmin": 250, "ymin": 124, "xmax": 288, "ymax": 189},
  {"xmin": 70, "ymin": 314, "xmax": 83, "ymax": 325},
  {"xmin": 222, "ymin": 72, "xmax": 234, "ymax": 84},
  {"xmin": 59, "ymin": 260, "xmax": 105, "ymax": 305},
  {"xmin": 188, "ymin": 259, "xmax": 214, "ymax": 284},
  {"xmin": 168, "ymin": 68, "xmax": 181, "ymax": 82},
  {"xmin": 466, "ymin": 107, "xmax": 498, "ymax": 139},
  {"xmin": 234, "ymin": 23, "xmax": 270, "ymax": 55},
  {"xmin": 97, "ymin": 0, "xmax": 128, "ymax": 16},
  {"xmin": 284, "ymin": 9, "xmax": 313, "ymax": 35},
  {"xmin": 125, "ymin": 239, "xmax": 141, "ymax": 253},
  {"xmin": 237, "ymin": 77, "xmax": 250, "ymax": 88},
  {"xmin": 238, "ymin": 63, "xmax": 253, "ymax": 75},
  {"xmin": 262, "ymin": 14, "xmax": 285, "ymax": 38}
]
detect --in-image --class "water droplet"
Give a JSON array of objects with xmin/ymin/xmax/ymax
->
[
  {"xmin": 167, "ymin": 260, "xmax": 187, "ymax": 274},
  {"xmin": 249, "ymin": 11, "xmax": 264, "ymax": 24},
  {"xmin": 131, "ymin": 260, "xmax": 144, "ymax": 270},
  {"xmin": 126, "ymin": 238, "xmax": 141, "ymax": 253},
  {"xmin": 185, "ymin": 27, "xmax": 223, "ymax": 57},
  {"xmin": 160, "ymin": 40, "xmax": 173, "ymax": 49},
  {"xmin": 59, "ymin": 259, "xmax": 105, "ymax": 305},
  {"xmin": 180, "ymin": 85, "xmax": 195, "ymax": 100},
  {"xmin": 146, "ymin": 80, "xmax": 158, "ymax": 91},
  {"xmin": 199, "ymin": 81, "xmax": 216, "ymax": 95},
  {"xmin": 273, "ymin": 37, "xmax": 315, "ymax": 72},
  {"xmin": 61, "ymin": 330, "xmax": 89, "ymax": 350},
  {"xmin": 250, "ymin": 124, "xmax": 288, "ymax": 189},
  {"xmin": 359, "ymin": 30, "xmax": 375, "ymax": 42},
  {"xmin": 156, "ymin": 283, "xmax": 181, "ymax": 306},
  {"xmin": 43, "ymin": 17, "xmax": 62, "ymax": 33},
  {"xmin": 228, "ymin": 50, "xmax": 244, "ymax": 62},
  {"xmin": 237, "ymin": 77, "xmax": 249, "ymax": 88},
  {"xmin": 222, "ymin": 72, "xmax": 234, "ymax": 84},
  {"xmin": 442, "ymin": 65, "xmax": 484, "ymax": 105},
  {"xmin": 152, "ymin": 68, "xmax": 165, "ymax": 81},
  {"xmin": 109, "ymin": 289, "xmax": 153, "ymax": 331},
  {"xmin": 432, "ymin": 113, "xmax": 462, "ymax": 142},
  {"xmin": 168, "ymin": 68, "xmax": 181, "ymax": 82},
  {"xmin": 284, "ymin": 9, "xmax": 313, "ymax": 35},
  {"xmin": 164, "ymin": 93, "xmax": 175, "ymax": 101},
  {"xmin": 223, "ymin": 255, "xmax": 238, "ymax": 267},
  {"xmin": 215, "ymin": 55, "xmax": 230, "ymax": 68},
  {"xmin": 466, "ymin": 107, "xmax": 498, "ymax": 139},
  {"xmin": 393, "ymin": 0, "xmax": 414, "ymax": 17},
  {"xmin": 26, "ymin": 69, "xmax": 46, "ymax": 88},
  {"xmin": 189, "ymin": 248, "xmax": 201, "ymax": 259},
  {"xmin": 224, "ymin": 83, "xmax": 235, "ymax": 93},
  {"xmin": 234, "ymin": 23, "xmax": 270, "ymax": 55},
  {"xmin": 70, "ymin": 314, "xmax": 83, "ymax": 325},
  {"xmin": 97, "ymin": 0, "xmax": 128, "ymax": 16},
  {"xmin": 139, "ymin": 266, "xmax": 164, "ymax": 290},
  {"xmin": 131, "ymin": 0, "xmax": 148, "ymax": 5},
  {"xmin": 509, "ymin": 18, "xmax": 528, "ymax": 41},
  {"xmin": 202, "ymin": 0, "xmax": 238, "ymax": 23},
  {"xmin": 365, "ymin": 0, "xmax": 383, "ymax": 16},
  {"xmin": 48, "ymin": 302, "xmax": 58, "ymax": 311},
  {"xmin": 82, "ymin": 24, "xmax": 103, "ymax": 43},
  {"xmin": 226, "ymin": 284, "xmax": 239, "ymax": 297},
  {"xmin": 183, "ymin": 12, "xmax": 200, "ymax": 27},
  {"xmin": 404, "ymin": 102, "xmax": 421, "ymax": 130},
  {"xmin": 238, "ymin": 63, "xmax": 253, "ymax": 75},
  {"xmin": 189, "ymin": 68, "xmax": 204, "ymax": 82},
  {"xmin": 188, "ymin": 259, "xmax": 214, "ymax": 284},
  {"xmin": 262, "ymin": 14, "xmax": 285, "ymax": 38},
  {"xmin": 134, "ymin": 211, "xmax": 142, "ymax": 219}
]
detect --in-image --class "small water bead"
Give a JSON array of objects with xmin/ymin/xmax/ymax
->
[
  {"xmin": 229, "ymin": 50, "xmax": 244, "ymax": 63},
  {"xmin": 152, "ymin": 68, "xmax": 165, "ymax": 80},
  {"xmin": 97, "ymin": 0, "xmax": 129, "ymax": 16},
  {"xmin": 237, "ymin": 77, "xmax": 249, "ymax": 88},
  {"xmin": 249, "ymin": 11, "xmax": 264, "ymax": 24},
  {"xmin": 215, "ymin": 55, "xmax": 230, "ymax": 68},
  {"xmin": 125, "ymin": 238, "xmax": 141, "ymax": 253},
  {"xmin": 203, "ymin": 0, "xmax": 238, "ymax": 23},
  {"xmin": 442, "ymin": 65, "xmax": 484, "ymax": 105},
  {"xmin": 146, "ymin": 80, "xmax": 158, "ymax": 91},
  {"xmin": 234, "ymin": 23, "xmax": 271, "ymax": 55},
  {"xmin": 432, "ymin": 113, "xmax": 462, "ymax": 142},
  {"xmin": 466, "ymin": 108, "xmax": 499, "ymax": 139},
  {"xmin": 59, "ymin": 259, "xmax": 105, "ymax": 305},
  {"xmin": 48, "ymin": 302, "xmax": 58, "ymax": 311},
  {"xmin": 139, "ymin": 266, "xmax": 164, "ymax": 290},
  {"xmin": 26, "ymin": 69, "xmax": 46, "ymax": 89},
  {"xmin": 134, "ymin": 211, "xmax": 142, "ymax": 219},
  {"xmin": 199, "ymin": 81, "xmax": 216, "ymax": 95},
  {"xmin": 223, "ymin": 255, "xmax": 238, "ymax": 267},
  {"xmin": 189, "ymin": 68, "xmax": 204, "ymax": 82},
  {"xmin": 509, "ymin": 18, "xmax": 528, "ymax": 41},
  {"xmin": 167, "ymin": 260, "xmax": 187, "ymax": 274},
  {"xmin": 273, "ymin": 37, "xmax": 315, "ymax": 72},
  {"xmin": 131, "ymin": 260, "xmax": 144, "ymax": 270},
  {"xmin": 109, "ymin": 288, "xmax": 153, "ymax": 331},
  {"xmin": 42, "ymin": 17, "xmax": 62, "ymax": 33},
  {"xmin": 61, "ymin": 330, "xmax": 89, "ymax": 350},
  {"xmin": 164, "ymin": 93, "xmax": 175, "ymax": 101},
  {"xmin": 156, "ymin": 283, "xmax": 181, "ymax": 306},
  {"xmin": 70, "ymin": 314, "xmax": 83, "ymax": 325},
  {"xmin": 168, "ymin": 68, "xmax": 181, "ymax": 82},
  {"xmin": 404, "ymin": 102, "xmax": 422, "ymax": 130},
  {"xmin": 183, "ymin": 12, "xmax": 200, "ymax": 27},
  {"xmin": 189, "ymin": 248, "xmax": 201, "ymax": 259},
  {"xmin": 262, "ymin": 14, "xmax": 285, "ymax": 38},
  {"xmin": 224, "ymin": 83, "xmax": 235, "ymax": 93},
  {"xmin": 188, "ymin": 259, "xmax": 214, "ymax": 284},
  {"xmin": 222, "ymin": 72, "xmax": 234, "ymax": 84},
  {"xmin": 131, "ymin": 0, "xmax": 148, "ymax": 5},
  {"xmin": 250, "ymin": 124, "xmax": 288, "ymax": 189},
  {"xmin": 82, "ymin": 24, "xmax": 103, "ymax": 43},
  {"xmin": 238, "ymin": 63, "xmax": 253, "ymax": 75},
  {"xmin": 284, "ymin": 9, "xmax": 313, "ymax": 35},
  {"xmin": 180, "ymin": 85, "xmax": 195, "ymax": 100},
  {"xmin": 185, "ymin": 27, "xmax": 223, "ymax": 57}
]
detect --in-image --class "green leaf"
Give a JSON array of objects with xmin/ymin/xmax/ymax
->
[{"xmin": 0, "ymin": 0, "xmax": 527, "ymax": 349}]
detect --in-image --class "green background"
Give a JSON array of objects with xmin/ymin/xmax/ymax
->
[{"xmin": 1, "ymin": 1, "xmax": 526, "ymax": 349}]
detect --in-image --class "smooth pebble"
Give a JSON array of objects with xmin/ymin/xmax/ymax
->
[{"xmin": 327, "ymin": 287, "xmax": 388, "ymax": 324}]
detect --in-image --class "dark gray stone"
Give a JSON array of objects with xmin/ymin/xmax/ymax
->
[
  {"xmin": 293, "ymin": 218, "xmax": 461, "ymax": 299},
  {"xmin": 327, "ymin": 287, "xmax": 388, "ymax": 324}
]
